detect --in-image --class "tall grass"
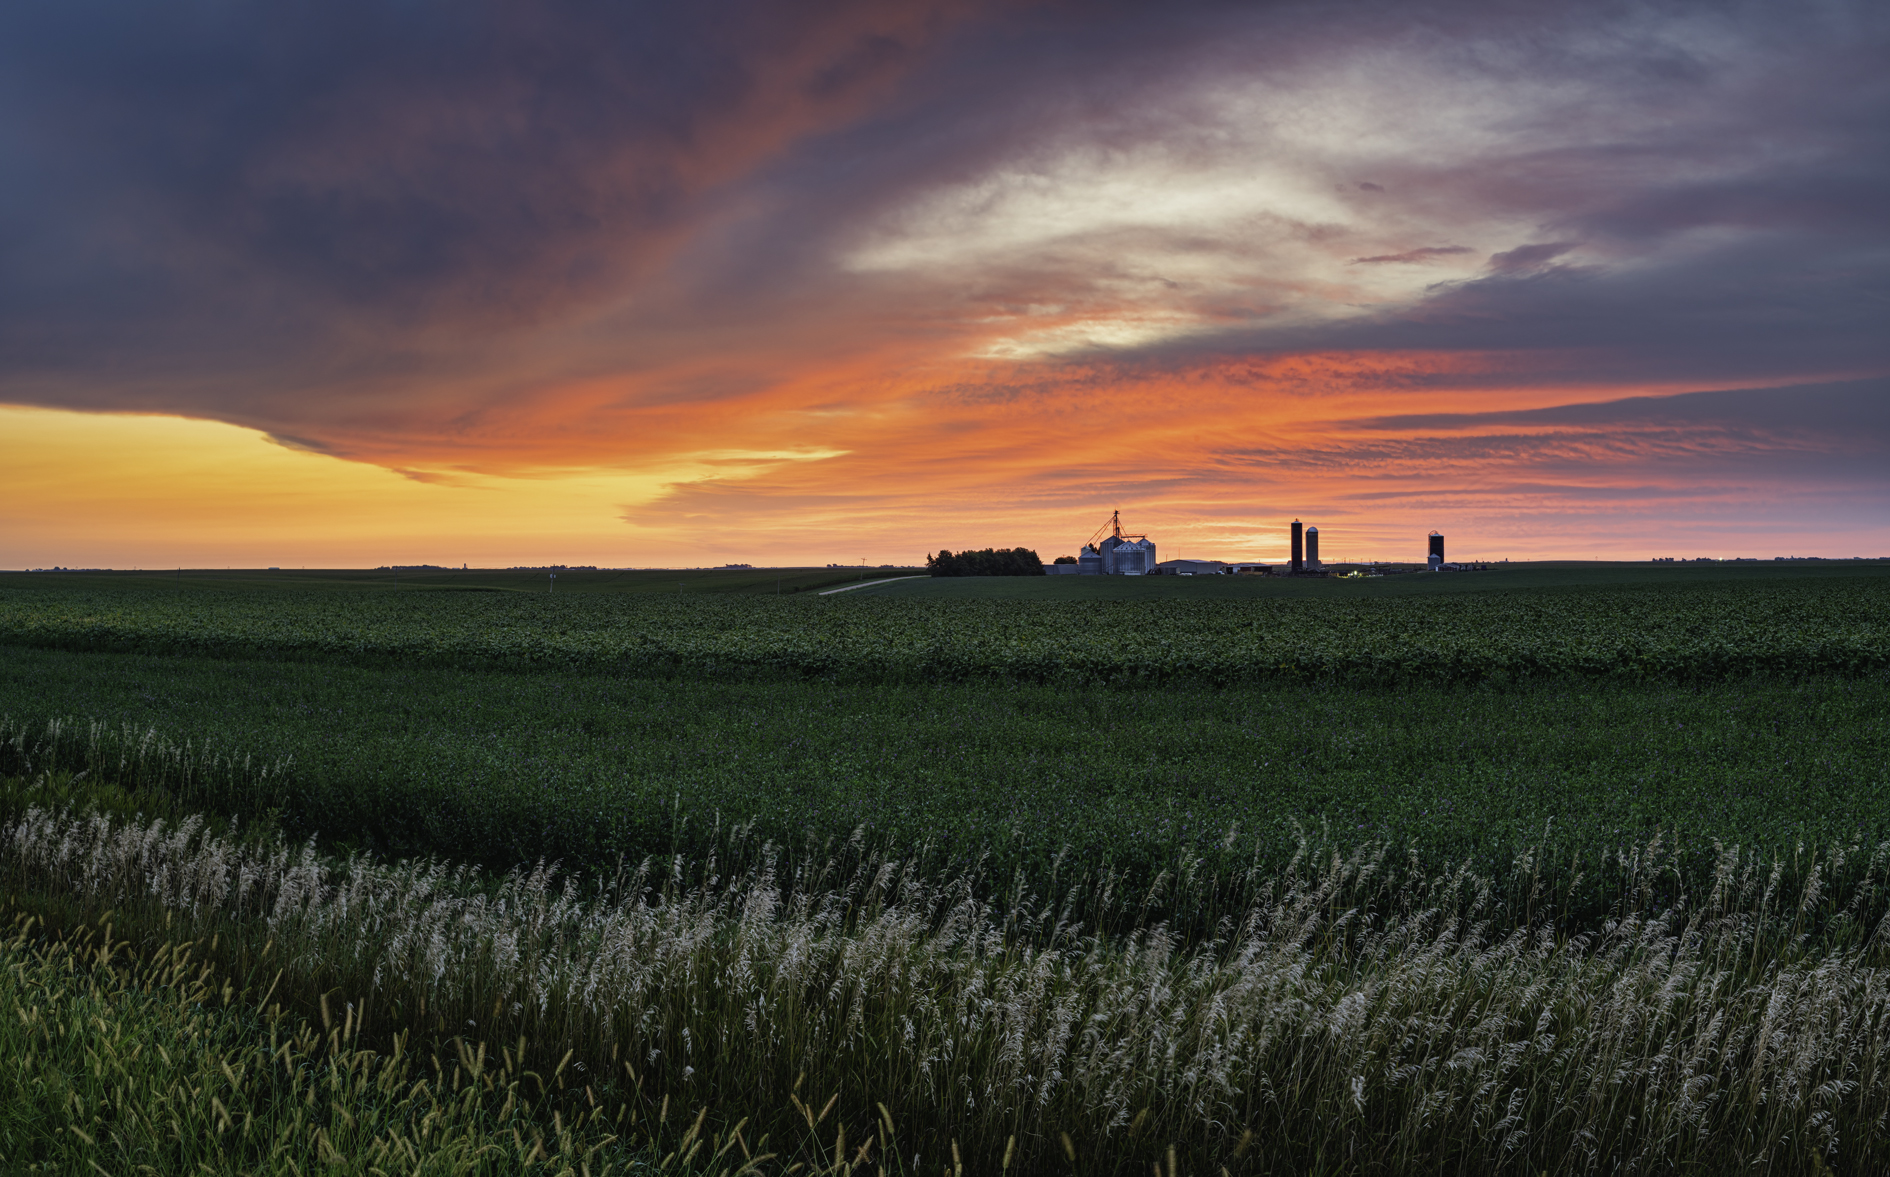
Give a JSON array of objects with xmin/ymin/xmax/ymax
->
[
  {"xmin": 11, "ymin": 690, "xmax": 1890, "ymax": 935},
  {"xmin": 0, "ymin": 910, "xmax": 779, "ymax": 1174},
  {"xmin": 0, "ymin": 713, "xmax": 291, "ymax": 821},
  {"xmin": 8, "ymin": 791, "xmax": 1890, "ymax": 1172}
]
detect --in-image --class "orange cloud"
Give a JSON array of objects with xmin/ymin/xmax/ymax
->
[{"xmin": 7, "ymin": 355, "xmax": 1888, "ymax": 566}]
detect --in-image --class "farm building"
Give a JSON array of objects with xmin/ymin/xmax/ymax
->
[
  {"xmin": 1156, "ymin": 559, "xmax": 1230, "ymax": 576},
  {"xmin": 1044, "ymin": 511, "xmax": 1159, "ymax": 575}
]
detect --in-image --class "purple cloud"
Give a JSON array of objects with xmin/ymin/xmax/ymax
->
[
  {"xmin": 1351, "ymin": 245, "xmax": 1473, "ymax": 265},
  {"xmin": 1485, "ymin": 243, "xmax": 1581, "ymax": 274}
]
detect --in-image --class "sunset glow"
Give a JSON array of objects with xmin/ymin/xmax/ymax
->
[{"xmin": 2, "ymin": 1, "xmax": 1885, "ymax": 565}]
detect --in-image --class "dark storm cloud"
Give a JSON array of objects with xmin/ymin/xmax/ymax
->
[
  {"xmin": 0, "ymin": 0, "xmax": 985, "ymax": 399},
  {"xmin": 1387, "ymin": 234, "xmax": 1886, "ymax": 382},
  {"xmin": 801, "ymin": 0, "xmax": 1890, "ymax": 390},
  {"xmin": 1357, "ymin": 378, "xmax": 1890, "ymax": 438},
  {"xmin": 1, "ymin": 0, "xmax": 1887, "ymax": 463}
]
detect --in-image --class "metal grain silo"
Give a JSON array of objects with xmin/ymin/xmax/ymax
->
[
  {"xmin": 1114, "ymin": 536, "xmax": 1156, "ymax": 575},
  {"xmin": 1291, "ymin": 520, "xmax": 1304, "ymax": 573},
  {"xmin": 1428, "ymin": 531, "xmax": 1445, "ymax": 570},
  {"xmin": 1080, "ymin": 511, "xmax": 1156, "ymax": 575},
  {"xmin": 1305, "ymin": 525, "xmax": 1320, "ymax": 568}
]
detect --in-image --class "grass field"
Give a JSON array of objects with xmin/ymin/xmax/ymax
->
[
  {"xmin": 3, "ymin": 645, "xmax": 1887, "ymax": 913},
  {"xmin": 4, "ymin": 563, "xmax": 1889, "ymax": 1171}
]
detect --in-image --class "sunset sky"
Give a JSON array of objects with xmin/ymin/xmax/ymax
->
[{"xmin": 3, "ymin": 0, "xmax": 1886, "ymax": 567}]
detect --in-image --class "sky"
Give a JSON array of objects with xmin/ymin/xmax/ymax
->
[{"xmin": 2, "ymin": 0, "xmax": 1887, "ymax": 568}]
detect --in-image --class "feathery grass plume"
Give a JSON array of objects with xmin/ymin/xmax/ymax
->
[{"xmin": 7, "ymin": 800, "xmax": 1890, "ymax": 1171}]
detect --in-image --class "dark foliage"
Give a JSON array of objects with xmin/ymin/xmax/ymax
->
[{"xmin": 927, "ymin": 547, "xmax": 1045, "ymax": 577}]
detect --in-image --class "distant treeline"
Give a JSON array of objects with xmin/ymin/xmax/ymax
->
[{"xmin": 927, "ymin": 548, "xmax": 1044, "ymax": 577}]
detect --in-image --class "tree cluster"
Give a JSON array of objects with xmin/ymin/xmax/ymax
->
[{"xmin": 927, "ymin": 548, "xmax": 1045, "ymax": 577}]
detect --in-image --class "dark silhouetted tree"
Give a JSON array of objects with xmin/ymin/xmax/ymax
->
[{"xmin": 926, "ymin": 548, "xmax": 1045, "ymax": 576}]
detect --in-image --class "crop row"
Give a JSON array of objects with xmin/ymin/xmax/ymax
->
[{"xmin": 2, "ymin": 577, "xmax": 1888, "ymax": 685}]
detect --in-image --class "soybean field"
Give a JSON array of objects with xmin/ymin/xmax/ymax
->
[{"xmin": 3, "ymin": 564, "xmax": 1888, "ymax": 687}]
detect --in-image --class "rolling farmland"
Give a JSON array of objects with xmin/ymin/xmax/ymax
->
[{"xmin": 4, "ymin": 564, "xmax": 1890, "ymax": 1172}]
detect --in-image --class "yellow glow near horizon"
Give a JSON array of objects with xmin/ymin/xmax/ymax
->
[
  {"xmin": 0, "ymin": 405, "xmax": 834, "ymax": 568},
  {"xmin": 6, "ymin": 384, "xmax": 1885, "ymax": 569}
]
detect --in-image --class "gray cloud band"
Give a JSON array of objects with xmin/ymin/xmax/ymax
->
[{"xmin": 0, "ymin": 0, "xmax": 1884, "ymax": 456}]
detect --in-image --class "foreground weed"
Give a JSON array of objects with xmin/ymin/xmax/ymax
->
[
  {"xmin": 8, "ymin": 802, "xmax": 1890, "ymax": 1172},
  {"xmin": 0, "ymin": 910, "xmax": 846, "ymax": 1174},
  {"xmin": 0, "ymin": 915, "xmax": 636, "ymax": 1173}
]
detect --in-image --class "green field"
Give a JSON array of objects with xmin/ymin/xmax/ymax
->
[
  {"xmin": 3, "ymin": 643, "xmax": 1888, "ymax": 909},
  {"xmin": 1, "ymin": 562, "xmax": 1886, "ymax": 891},
  {"xmin": 5, "ymin": 564, "xmax": 1890, "ymax": 1172},
  {"xmin": 4, "ymin": 563, "xmax": 1887, "ymax": 689}
]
